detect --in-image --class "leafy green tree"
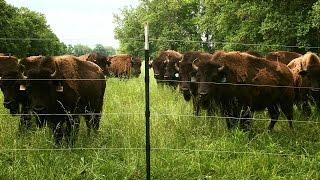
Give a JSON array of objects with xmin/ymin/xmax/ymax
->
[
  {"xmin": 93, "ymin": 44, "xmax": 107, "ymax": 55},
  {"xmin": 0, "ymin": 0, "xmax": 65, "ymax": 58},
  {"xmin": 73, "ymin": 44, "xmax": 92, "ymax": 56}
]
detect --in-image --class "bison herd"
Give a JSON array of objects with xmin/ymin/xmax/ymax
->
[
  {"xmin": 1, "ymin": 49, "xmax": 320, "ymax": 146},
  {"xmin": 150, "ymin": 50, "xmax": 320, "ymax": 131},
  {"xmin": 0, "ymin": 53, "xmax": 141, "ymax": 145}
]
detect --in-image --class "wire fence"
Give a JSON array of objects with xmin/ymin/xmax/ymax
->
[{"xmin": 2, "ymin": 36, "xmax": 320, "ymax": 178}]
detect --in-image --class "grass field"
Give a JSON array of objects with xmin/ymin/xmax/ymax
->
[{"xmin": 0, "ymin": 70, "xmax": 320, "ymax": 179}]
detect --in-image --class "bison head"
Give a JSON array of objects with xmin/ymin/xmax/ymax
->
[
  {"xmin": 24, "ymin": 60, "xmax": 64, "ymax": 118},
  {"xmin": 151, "ymin": 59, "xmax": 165, "ymax": 81},
  {"xmin": 131, "ymin": 57, "xmax": 142, "ymax": 77},
  {"xmin": 177, "ymin": 60, "xmax": 197, "ymax": 101},
  {"xmin": 192, "ymin": 59, "xmax": 227, "ymax": 99},
  {"xmin": 299, "ymin": 53, "xmax": 320, "ymax": 91},
  {"xmin": 0, "ymin": 71, "xmax": 24, "ymax": 114},
  {"xmin": 163, "ymin": 57, "xmax": 180, "ymax": 82}
]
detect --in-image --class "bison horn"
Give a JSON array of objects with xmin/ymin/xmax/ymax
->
[
  {"xmin": 51, "ymin": 62, "xmax": 58, "ymax": 77},
  {"xmin": 22, "ymin": 72, "xmax": 28, "ymax": 79},
  {"xmin": 192, "ymin": 58, "xmax": 199, "ymax": 71},
  {"xmin": 218, "ymin": 66, "xmax": 225, "ymax": 72},
  {"xmin": 175, "ymin": 62, "xmax": 180, "ymax": 71},
  {"xmin": 50, "ymin": 70, "xmax": 57, "ymax": 77},
  {"xmin": 165, "ymin": 57, "xmax": 170, "ymax": 63}
]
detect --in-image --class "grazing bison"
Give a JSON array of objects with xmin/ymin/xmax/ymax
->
[
  {"xmin": 193, "ymin": 51, "xmax": 295, "ymax": 130},
  {"xmin": 298, "ymin": 52, "xmax": 320, "ymax": 109},
  {"xmin": 287, "ymin": 56, "xmax": 313, "ymax": 116},
  {"xmin": 107, "ymin": 54, "xmax": 141, "ymax": 78},
  {"xmin": 177, "ymin": 51, "xmax": 214, "ymax": 115},
  {"xmin": 0, "ymin": 55, "xmax": 31, "ymax": 130},
  {"xmin": 22, "ymin": 55, "xmax": 106, "ymax": 145},
  {"xmin": 266, "ymin": 51, "xmax": 302, "ymax": 65},
  {"xmin": 151, "ymin": 50, "xmax": 182, "ymax": 85},
  {"xmin": 79, "ymin": 53, "xmax": 110, "ymax": 75}
]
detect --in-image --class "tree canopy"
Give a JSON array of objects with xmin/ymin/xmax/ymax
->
[
  {"xmin": 0, "ymin": 0, "xmax": 66, "ymax": 58},
  {"xmin": 114, "ymin": 0, "xmax": 320, "ymax": 56}
]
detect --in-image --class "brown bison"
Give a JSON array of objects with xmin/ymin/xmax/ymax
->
[
  {"xmin": 177, "ymin": 51, "xmax": 214, "ymax": 115},
  {"xmin": 151, "ymin": 50, "xmax": 182, "ymax": 87},
  {"xmin": 107, "ymin": 54, "xmax": 141, "ymax": 78},
  {"xmin": 297, "ymin": 52, "xmax": 320, "ymax": 109},
  {"xmin": 193, "ymin": 51, "xmax": 295, "ymax": 130},
  {"xmin": 22, "ymin": 55, "xmax": 106, "ymax": 145},
  {"xmin": 0, "ymin": 55, "xmax": 31, "ymax": 130},
  {"xmin": 287, "ymin": 56, "xmax": 313, "ymax": 116},
  {"xmin": 266, "ymin": 51, "xmax": 302, "ymax": 65},
  {"xmin": 79, "ymin": 53, "xmax": 110, "ymax": 75}
]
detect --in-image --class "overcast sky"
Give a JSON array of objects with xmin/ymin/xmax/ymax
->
[{"xmin": 5, "ymin": 0, "xmax": 140, "ymax": 48}]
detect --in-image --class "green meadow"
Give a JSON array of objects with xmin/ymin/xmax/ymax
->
[{"xmin": 0, "ymin": 71, "xmax": 320, "ymax": 179}]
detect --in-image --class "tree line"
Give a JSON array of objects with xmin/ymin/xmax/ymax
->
[
  {"xmin": 114, "ymin": 0, "xmax": 320, "ymax": 58},
  {"xmin": 0, "ymin": 0, "xmax": 116, "ymax": 58}
]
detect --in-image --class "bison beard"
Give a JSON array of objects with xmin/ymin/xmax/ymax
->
[
  {"xmin": 25, "ymin": 55, "xmax": 106, "ymax": 145},
  {"xmin": 194, "ymin": 51, "xmax": 295, "ymax": 130}
]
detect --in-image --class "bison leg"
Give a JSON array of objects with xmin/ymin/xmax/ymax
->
[
  {"xmin": 240, "ymin": 107, "xmax": 253, "ymax": 131},
  {"xmin": 267, "ymin": 105, "xmax": 280, "ymax": 131},
  {"xmin": 280, "ymin": 103, "xmax": 294, "ymax": 129},
  {"xmin": 192, "ymin": 97, "xmax": 200, "ymax": 116},
  {"xmin": 301, "ymin": 101, "xmax": 311, "ymax": 117}
]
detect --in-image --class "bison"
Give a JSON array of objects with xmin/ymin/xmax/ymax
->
[
  {"xmin": 151, "ymin": 50, "xmax": 182, "ymax": 86},
  {"xmin": 266, "ymin": 51, "xmax": 302, "ymax": 65},
  {"xmin": 107, "ymin": 54, "xmax": 141, "ymax": 78},
  {"xmin": 193, "ymin": 51, "xmax": 295, "ymax": 130},
  {"xmin": 22, "ymin": 55, "xmax": 106, "ymax": 145},
  {"xmin": 0, "ymin": 55, "xmax": 31, "ymax": 130},
  {"xmin": 177, "ymin": 51, "xmax": 215, "ymax": 116},
  {"xmin": 79, "ymin": 52, "xmax": 110, "ymax": 75},
  {"xmin": 297, "ymin": 52, "xmax": 320, "ymax": 109},
  {"xmin": 287, "ymin": 56, "xmax": 313, "ymax": 116}
]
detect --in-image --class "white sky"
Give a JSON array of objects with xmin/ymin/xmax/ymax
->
[{"xmin": 5, "ymin": 0, "xmax": 140, "ymax": 48}]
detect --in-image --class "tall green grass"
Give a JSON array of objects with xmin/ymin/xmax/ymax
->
[{"xmin": 0, "ymin": 72, "xmax": 320, "ymax": 179}]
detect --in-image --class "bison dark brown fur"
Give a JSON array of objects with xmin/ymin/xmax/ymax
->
[
  {"xmin": 24, "ymin": 55, "xmax": 106, "ymax": 145},
  {"xmin": 194, "ymin": 51, "xmax": 295, "ymax": 130}
]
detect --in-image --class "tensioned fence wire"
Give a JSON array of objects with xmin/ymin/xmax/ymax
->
[{"xmin": 0, "ymin": 37, "xmax": 319, "ymax": 164}]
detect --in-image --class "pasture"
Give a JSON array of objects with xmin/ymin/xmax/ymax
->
[{"xmin": 0, "ymin": 70, "xmax": 320, "ymax": 179}]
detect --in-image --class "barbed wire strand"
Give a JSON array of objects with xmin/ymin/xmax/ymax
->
[
  {"xmin": 3, "ymin": 112, "xmax": 317, "ymax": 124},
  {"xmin": 0, "ymin": 147, "xmax": 315, "ymax": 158},
  {"xmin": 2, "ymin": 78, "xmax": 320, "ymax": 90}
]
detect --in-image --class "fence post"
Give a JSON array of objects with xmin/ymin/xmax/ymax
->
[{"xmin": 144, "ymin": 23, "xmax": 151, "ymax": 180}]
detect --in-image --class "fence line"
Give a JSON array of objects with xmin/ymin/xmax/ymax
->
[
  {"xmin": 0, "ymin": 147, "xmax": 315, "ymax": 158},
  {"xmin": 0, "ymin": 112, "xmax": 319, "ymax": 124},
  {"xmin": 153, "ymin": 113, "xmax": 320, "ymax": 124},
  {"xmin": 1, "ymin": 78, "xmax": 320, "ymax": 90},
  {"xmin": 1, "ymin": 37, "xmax": 320, "ymax": 49}
]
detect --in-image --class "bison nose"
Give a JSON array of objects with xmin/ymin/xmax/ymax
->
[
  {"xmin": 33, "ymin": 106, "xmax": 46, "ymax": 114},
  {"xmin": 154, "ymin": 74, "xmax": 160, "ymax": 79}
]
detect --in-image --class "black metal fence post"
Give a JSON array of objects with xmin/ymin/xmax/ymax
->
[{"xmin": 144, "ymin": 23, "xmax": 151, "ymax": 180}]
